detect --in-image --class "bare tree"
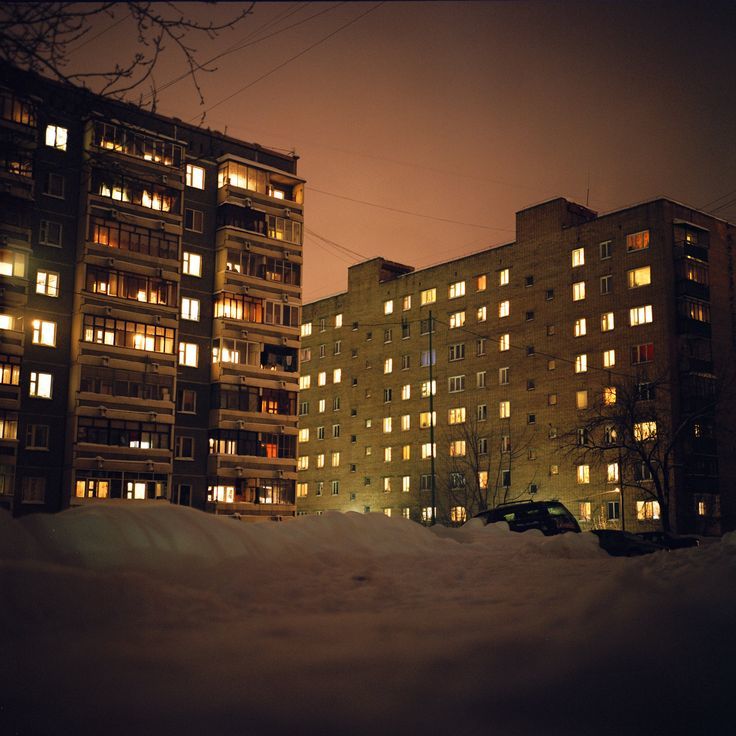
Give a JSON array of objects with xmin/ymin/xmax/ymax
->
[
  {"xmin": 0, "ymin": 2, "xmax": 253, "ymax": 104},
  {"xmin": 439, "ymin": 414, "xmax": 536, "ymax": 524},
  {"xmin": 559, "ymin": 371, "xmax": 726, "ymax": 533}
]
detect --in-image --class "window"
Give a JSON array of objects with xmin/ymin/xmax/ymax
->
[
  {"xmin": 402, "ymin": 476, "xmax": 411, "ymax": 493},
  {"xmin": 501, "ymin": 470, "xmax": 511, "ymax": 487},
  {"xmin": 335, "ymin": 313, "xmax": 343, "ymax": 328},
  {"xmin": 31, "ymin": 319, "xmax": 56, "ymax": 347},
  {"xmin": 29, "ymin": 371, "xmax": 52, "ymax": 398},
  {"xmin": 316, "ymin": 426, "xmax": 325, "ymax": 440},
  {"xmin": 301, "ymin": 322, "xmax": 312, "ymax": 337},
  {"xmin": 499, "ymin": 334, "xmax": 509, "ymax": 352},
  {"xmin": 315, "ymin": 453, "xmax": 325, "ymax": 469},
  {"xmin": 574, "ymin": 318, "xmax": 586, "ymax": 337},
  {"xmin": 634, "ymin": 462, "xmax": 653, "ymax": 481},
  {"xmin": 421, "ymin": 443, "xmax": 436, "ymax": 459},
  {"xmin": 384, "ymin": 299, "xmax": 394, "ymax": 315},
  {"xmin": 603, "ymin": 349, "xmax": 616, "ymax": 368},
  {"xmin": 39, "ymin": 220, "xmax": 62, "ymax": 247},
  {"xmin": 449, "ymin": 440, "xmax": 466, "ymax": 457},
  {"xmin": 420, "ymin": 380, "xmax": 436, "ymax": 397},
  {"xmin": 419, "ymin": 411, "xmax": 436, "ymax": 428},
  {"xmin": 680, "ymin": 298, "xmax": 711, "ymax": 323},
  {"xmin": 607, "ymin": 462, "xmax": 619, "ymax": 483},
  {"xmin": 576, "ymin": 465, "xmax": 590, "ymax": 484},
  {"xmin": 22, "ymin": 477, "xmax": 46, "ymax": 504},
  {"xmin": 183, "ymin": 251, "xmax": 202, "ymax": 277},
  {"xmin": 629, "ymin": 305, "xmax": 653, "ymax": 326},
  {"xmin": 634, "ymin": 421, "xmax": 657, "ymax": 441},
  {"xmin": 333, "ymin": 396, "xmax": 341, "ymax": 411},
  {"xmin": 181, "ymin": 297, "xmax": 200, "ymax": 321},
  {"xmin": 636, "ymin": 382, "xmax": 655, "ymax": 401},
  {"xmin": 525, "ymin": 310, "xmax": 535, "ymax": 322},
  {"xmin": 384, "ymin": 358, "xmax": 393, "ymax": 374},
  {"xmin": 402, "ymin": 444, "xmax": 411, "ymax": 460},
  {"xmin": 600, "ymin": 275, "xmax": 612, "ymax": 294},
  {"xmin": 175, "ymin": 435, "xmax": 195, "ymax": 459},
  {"xmin": 297, "ymin": 456, "xmax": 308, "ymax": 470},
  {"xmin": 44, "ymin": 172, "xmax": 64, "ymax": 198},
  {"xmin": 179, "ymin": 342, "xmax": 198, "ymax": 367},
  {"xmin": 626, "ymin": 230, "xmax": 650, "ymax": 252},
  {"xmin": 524, "ymin": 275, "xmax": 534, "ymax": 287},
  {"xmin": 333, "ymin": 368, "xmax": 342, "ymax": 384},
  {"xmin": 331, "ymin": 480, "xmax": 339, "ymax": 496},
  {"xmin": 636, "ymin": 500, "xmax": 660, "ymax": 521},
  {"xmin": 599, "ymin": 240, "xmax": 612, "ymax": 260},
  {"xmin": 402, "ymin": 296, "xmax": 411, "ymax": 311},
  {"xmin": 317, "ymin": 371, "xmax": 327, "ymax": 386},
  {"xmin": 572, "ymin": 281, "xmax": 586, "ymax": 301},
  {"xmin": 299, "ymin": 401, "xmax": 309, "ymax": 416},
  {"xmin": 478, "ymin": 438, "xmax": 488, "ymax": 455},
  {"xmin": 449, "ymin": 280, "xmax": 465, "ymax": 299},
  {"xmin": 498, "ymin": 366, "xmax": 509, "ymax": 385},
  {"xmin": 177, "ymin": 388, "xmax": 196, "ymax": 413},
  {"xmin": 476, "ymin": 338, "xmax": 487, "ymax": 356},
  {"xmin": 545, "ymin": 289, "xmax": 554, "ymax": 300},
  {"xmin": 383, "ymin": 388, "xmax": 392, "ymax": 403},
  {"xmin": 576, "ymin": 390, "xmax": 588, "ymax": 410},
  {"xmin": 331, "ymin": 451, "xmax": 340, "ymax": 468},
  {"xmin": 550, "ymin": 465, "xmax": 559, "ymax": 476},
  {"xmin": 477, "ymin": 404, "xmax": 488, "ymax": 421},
  {"xmin": 526, "ymin": 380, "xmax": 535, "ymax": 391},
  {"xmin": 571, "ymin": 247, "xmax": 585, "ymax": 267},
  {"xmin": 631, "ymin": 342, "xmax": 654, "ymax": 364},
  {"xmin": 476, "ymin": 371, "xmax": 486, "ymax": 389},
  {"xmin": 420, "ymin": 288, "xmax": 436, "ymax": 306},
  {"xmin": 184, "ymin": 208, "xmax": 203, "ymax": 232},
  {"xmin": 296, "ymin": 482, "xmax": 308, "ymax": 498},
  {"xmin": 298, "ymin": 428, "xmax": 310, "ymax": 443},
  {"xmin": 25, "ymin": 424, "xmax": 49, "ymax": 449},
  {"xmin": 603, "ymin": 386, "xmax": 617, "ymax": 405},
  {"xmin": 45, "ymin": 124, "xmax": 68, "ymax": 150},
  {"xmin": 401, "ymin": 414, "xmax": 411, "ymax": 431},
  {"xmin": 383, "ymin": 417, "xmax": 392, "ymax": 433},
  {"xmin": 578, "ymin": 502, "xmax": 592, "ymax": 522},
  {"xmin": 601, "ymin": 312, "xmax": 615, "ymax": 332},
  {"xmin": 448, "ymin": 407, "xmax": 466, "ymax": 425},
  {"xmin": 299, "ymin": 375, "xmax": 311, "ymax": 390},
  {"xmin": 498, "ymin": 268, "xmax": 509, "ymax": 286},
  {"xmin": 476, "ymin": 274, "xmax": 487, "ymax": 291},
  {"xmin": 185, "ymin": 164, "xmax": 205, "ymax": 189},
  {"xmin": 548, "ymin": 393, "xmax": 557, "ymax": 406},
  {"xmin": 448, "ymin": 344, "xmax": 465, "ymax": 361},
  {"xmin": 606, "ymin": 500, "xmax": 620, "ymax": 521},
  {"xmin": 500, "ymin": 435, "xmax": 511, "ymax": 453},
  {"xmin": 627, "ymin": 266, "xmax": 651, "ymax": 289},
  {"xmin": 449, "ymin": 311, "xmax": 465, "ymax": 329},
  {"xmin": 384, "ymin": 329, "xmax": 392, "ymax": 343},
  {"xmin": 498, "ymin": 300, "xmax": 510, "ymax": 318},
  {"xmin": 399, "ymin": 384, "xmax": 410, "ymax": 400},
  {"xmin": 420, "ymin": 350, "xmax": 436, "ymax": 366},
  {"xmin": 499, "ymin": 400, "xmax": 510, "ymax": 419},
  {"xmin": 575, "ymin": 354, "xmax": 587, "ymax": 373},
  {"xmin": 604, "ymin": 425, "xmax": 618, "ymax": 445},
  {"xmin": 448, "ymin": 375, "xmax": 465, "ymax": 393},
  {"xmin": 0, "ymin": 356, "xmax": 21, "ymax": 386}
]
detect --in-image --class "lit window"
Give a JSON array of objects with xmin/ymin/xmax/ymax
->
[
  {"xmin": 627, "ymin": 266, "xmax": 651, "ymax": 289},
  {"xmin": 575, "ymin": 354, "xmax": 588, "ymax": 373},
  {"xmin": 181, "ymin": 297, "xmax": 200, "ymax": 321},
  {"xmin": 420, "ymin": 288, "xmax": 436, "ymax": 306},
  {"xmin": 572, "ymin": 281, "xmax": 586, "ymax": 301},
  {"xmin": 296, "ymin": 482, "xmax": 308, "ymax": 498},
  {"xmin": 0, "ymin": 250, "xmax": 26, "ymax": 278},
  {"xmin": 297, "ymin": 456, "xmax": 308, "ymax": 470},
  {"xmin": 476, "ymin": 274, "xmax": 487, "ymax": 291},
  {"xmin": 179, "ymin": 342, "xmax": 198, "ymax": 367},
  {"xmin": 626, "ymin": 230, "xmax": 650, "ymax": 252},
  {"xmin": 629, "ymin": 305, "xmax": 653, "ymax": 326},
  {"xmin": 448, "ymin": 407, "xmax": 466, "ymax": 425},
  {"xmin": 186, "ymin": 164, "xmax": 205, "ymax": 189},
  {"xmin": 402, "ymin": 445, "xmax": 411, "ymax": 460},
  {"xmin": 384, "ymin": 447, "xmax": 392, "ymax": 463},
  {"xmin": 601, "ymin": 312, "xmax": 615, "ymax": 332},
  {"xmin": 384, "ymin": 358, "xmax": 393, "ymax": 374},
  {"xmin": 603, "ymin": 349, "xmax": 616, "ymax": 368},
  {"xmin": 298, "ymin": 428, "xmax": 309, "ymax": 443},
  {"xmin": 634, "ymin": 421, "xmax": 657, "ymax": 441},
  {"xmin": 31, "ymin": 319, "xmax": 56, "ymax": 347},
  {"xmin": 449, "ymin": 311, "xmax": 465, "ymax": 328},
  {"xmin": 579, "ymin": 502, "xmax": 592, "ymax": 521},
  {"xmin": 333, "ymin": 368, "xmax": 342, "ymax": 383},
  {"xmin": 571, "ymin": 247, "xmax": 585, "ymax": 267},
  {"xmin": 35, "ymin": 270, "xmax": 59, "ymax": 297},
  {"xmin": 420, "ymin": 380, "xmax": 436, "ymax": 397},
  {"xmin": 335, "ymin": 313, "xmax": 343, "ymax": 328},
  {"xmin": 498, "ymin": 300, "xmax": 510, "ymax": 318},
  {"xmin": 316, "ymin": 454, "xmax": 325, "ymax": 469},
  {"xmin": 419, "ymin": 411, "xmax": 436, "ymax": 428},
  {"xmin": 29, "ymin": 371, "xmax": 53, "ymax": 399},
  {"xmin": 477, "ymin": 306, "xmax": 487, "ymax": 322},
  {"xmin": 498, "ymin": 268, "xmax": 509, "ymax": 286},
  {"xmin": 402, "ymin": 476, "xmax": 410, "ymax": 493},
  {"xmin": 636, "ymin": 500, "xmax": 660, "ymax": 520},
  {"xmin": 576, "ymin": 465, "xmax": 590, "ymax": 484},
  {"xmin": 402, "ymin": 295, "xmax": 411, "ymax": 311},
  {"xmin": 401, "ymin": 414, "xmax": 411, "ymax": 431},
  {"xmin": 45, "ymin": 124, "xmax": 68, "ymax": 151},
  {"xmin": 183, "ymin": 251, "xmax": 202, "ymax": 277},
  {"xmin": 401, "ymin": 384, "xmax": 411, "ymax": 400},
  {"xmin": 499, "ymin": 400, "xmax": 510, "ymax": 419},
  {"xmin": 301, "ymin": 322, "xmax": 312, "ymax": 337},
  {"xmin": 603, "ymin": 386, "xmax": 617, "ymax": 405},
  {"xmin": 1, "ymin": 313, "xmax": 16, "ymax": 331},
  {"xmin": 383, "ymin": 477, "xmax": 392, "ymax": 493},
  {"xmin": 331, "ymin": 451, "xmax": 340, "ymax": 468},
  {"xmin": 421, "ymin": 443, "xmax": 436, "ymax": 459},
  {"xmin": 383, "ymin": 417, "xmax": 392, "ymax": 433},
  {"xmin": 384, "ymin": 299, "xmax": 394, "ymax": 315},
  {"xmin": 574, "ymin": 318, "xmax": 586, "ymax": 337},
  {"xmin": 299, "ymin": 375, "xmax": 311, "ymax": 390},
  {"xmin": 449, "ymin": 280, "xmax": 465, "ymax": 299},
  {"xmin": 499, "ymin": 334, "xmax": 509, "ymax": 352},
  {"xmin": 607, "ymin": 462, "xmax": 619, "ymax": 483},
  {"xmin": 576, "ymin": 390, "xmax": 588, "ymax": 410},
  {"xmin": 318, "ymin": 371, "xmax": 326, "ymax": 386}
]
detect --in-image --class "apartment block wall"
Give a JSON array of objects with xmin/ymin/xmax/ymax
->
[
  {"xmin": 0, "ymin": 65, "xmax": 303, "ymax": 516},
  {"xmin": 297, "ymin": 198, "xmax": 735, "ymax": 534}
]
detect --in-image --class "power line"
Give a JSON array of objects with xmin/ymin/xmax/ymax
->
[
  {"xmin": 190, "ymin": 2, "xmax": 385, "ymax": 123},
  {"xmin": 67, "ymin": 10, "xmax": 132, "ymax": 53},
  {"xmin": 307, "ymin": 187, "xmax": 514, "ymax": 232},
  {"xmin": 305, "ymin": 227, "xmax": 369, "ymax": 261}
]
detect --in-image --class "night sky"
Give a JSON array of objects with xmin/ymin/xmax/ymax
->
[{"xmin": 69, "ymin": 1, "xmax": 736, "ymax": 301}]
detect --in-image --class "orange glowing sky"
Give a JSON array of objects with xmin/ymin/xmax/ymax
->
[{"xmin": 68, "ymin": 1, "xmax": 736, "ymax": 302}]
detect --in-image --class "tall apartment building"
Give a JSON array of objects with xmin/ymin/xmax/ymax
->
[
  {"xmin": 0, "ymin": 64, "xmax": 303, "ymax": 516},
  {"xmin": 297, "ymin": 198, "xmax": 736, "ymax": 535}
]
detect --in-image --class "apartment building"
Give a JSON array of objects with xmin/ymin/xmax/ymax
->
[
  {"xmin": 297, "ymin": 198, "xmax": 736, "ymax": 535},
  {"xmin": 0, "ymin": 64, "xmax": 303, "ymax": 516}
]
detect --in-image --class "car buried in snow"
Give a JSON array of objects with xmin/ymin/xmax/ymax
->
[{"xmin": 473, "ymin": 500, "xmax": 581, "ymax": 536}]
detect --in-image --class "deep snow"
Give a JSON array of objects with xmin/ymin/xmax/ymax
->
[{"xmin": 2, "ymin": 503, "xmax": 735, "ymax": 735}]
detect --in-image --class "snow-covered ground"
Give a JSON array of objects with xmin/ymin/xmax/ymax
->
[{"xmin": 2, "ymin": 504, "xmax": 734, "ymax": 735}]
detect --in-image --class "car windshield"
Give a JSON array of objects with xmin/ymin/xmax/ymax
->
[{"xmin": 546, "ymin": 506, "xmax": 568, "ymax": 516}]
